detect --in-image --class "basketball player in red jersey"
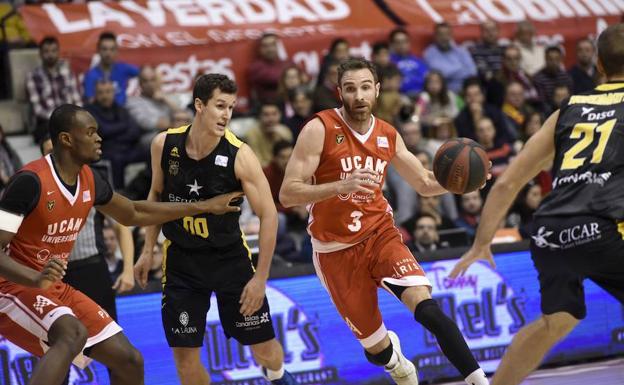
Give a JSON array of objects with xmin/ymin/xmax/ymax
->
[
  {"xmin": 280, "ymin": 58, "xmax": 489, "ymax": 385},
  {"xmin": 0, "ymin": 104, "xmax": 242, "ymax": 385}
]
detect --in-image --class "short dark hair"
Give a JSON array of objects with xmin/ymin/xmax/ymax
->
[
  {"xmin": 48, "ymin": 104, "xmax": 84, "ymax": 145},
  {"xmin": 258, "ymin": 101, "xmax": 281, "ymax": 115},
  {"xmin": 434, "ymin": 22, "xmax": 451, "ymax": 32},
  {"xmin": 192, "ymin": 74, "xmax": 237, "ymax": 107},
  {"xmin": 272, "ymin": 140, "xmax": 293, "ymax": 157},
  {"xmin": 259, "ymin": 32, "xmax": 278, "ymax": 42},
  {"xmin": 39, "ymin": 36, "xmax": 58, "ymax": 49},
  {"xmin": 329, "ymin": 38, "xmax": 348, "ymax": 54},
  {"xmin": 287, "ymin": 86, "xmax": 312, "ymax": 102},
  {"xmin": 545, "ymin": 45, "xmax": 563, "ymax": 56},
  {"xmin": 98, "ymin": 32, "xmax": 116, "ymax": 47},
  {"xmin": 372, "ymin": 41, "xmax": 389, "ymax": 56},
  {"xmin": 337, "ymin": 58, "xmax": 378, "ymax": 86},
  {"xmin": 597, "ymin": 23, "xmax": 624, "ymax": 77},
  {"xmin": 379, "ymin": 66, "xmax": 402, "ymax": 83},
  {"xmin": 462, "ymin": 76, "xmax": 483, "ymax": 94},
  {"xmin": 389, "ymin": 27, "xmax": 408, "ymax": 42}
]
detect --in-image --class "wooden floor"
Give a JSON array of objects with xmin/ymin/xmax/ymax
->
[{"xmin": 438, "ymin": 358, "xmax": 624, "ymax": 385}]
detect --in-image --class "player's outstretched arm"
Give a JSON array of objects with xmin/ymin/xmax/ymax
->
[
  {"xmin": 235, "ymin": 144, "xmax": 278, "ymax": 316},
  {"xmin": 280, "ymin": 118, "xmax": 380, "ymax": 207},
  {"xmin": 391, "ymin": 134, "xmax": 447, "ymax": 197},
  {"xmin": 449, "ymin": 110, "xmax": 559, "ymax": 278},
  {"xmin": 97, "ymin": 191, "xmax": 243, "ymax": 227}
]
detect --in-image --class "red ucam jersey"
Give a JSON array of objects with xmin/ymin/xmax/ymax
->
[
  {"xmin": 2, "ymin": 156, "xmax": 95, "ymax": 282},
  {"xmin": 308, "ymin": 108, "xmax": 398, "ymax": 252}
]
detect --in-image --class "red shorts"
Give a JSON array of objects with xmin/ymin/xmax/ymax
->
[
  {"xmin": 0, "ymin": 281, "xmax": 122, "ymax": 368},
  {"xmin": 313, "ymin": 220, "xmax": 431, "ymax": 348}
]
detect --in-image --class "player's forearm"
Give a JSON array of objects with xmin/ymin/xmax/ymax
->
[
  {"xmin": 141, "ymin": 190, "xmax": 163, "ymax": 253},
  {"xmin": 473, "ymin": 180, "xmax": 519, "ymax": 247},
  {"xmin": 115, "ymin": 224, "xmax": 135, "ymax": 272},
  {"xmin": 127, "ymin": 200, "xmax": 206, "ymax": 226},
  {"xmin": 0, "ymin": 253, "xmax": 40, "ymax": 287},
  {"xmin": 279, "ymin": 180, "xmax": 340, "ymax": 208},
  {"xmin": 411, "ymin": 170, "xmax": 447, "ymax": 197},
  {"xmin": 254, "ymin": 211, "xmax": 278, "ymax": 281}
]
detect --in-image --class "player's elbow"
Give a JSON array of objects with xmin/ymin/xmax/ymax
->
[{"xmin": 279, "ymin": 185, "xmax": 295, "ymax": 208}]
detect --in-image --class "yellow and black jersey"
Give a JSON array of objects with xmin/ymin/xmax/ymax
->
[
  {"xmin": 160, "ymin": 125, "xmax": 245, "ymax": 251},
  {"xmin": 536, "ymin": 82, "xmax": 624, "ymax": 219}
]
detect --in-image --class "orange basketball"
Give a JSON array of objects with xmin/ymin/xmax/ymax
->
[{"xmin": 433, "ymin": 138, "xmax": 489, "ymax": 194}]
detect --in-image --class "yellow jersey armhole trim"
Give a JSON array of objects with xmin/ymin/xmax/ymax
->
[
  {"xmin": 595, "ymin": 83, "xmax": 624, "ymax": 91},
  {"xmin": 167, "ymin": 125, "xmax": 190, "ymax": 134},
  {"xmin": 225, "ymin": 129, "xmax": 243, "ymax": 148}
]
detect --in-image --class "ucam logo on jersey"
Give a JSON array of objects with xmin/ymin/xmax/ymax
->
[{"xmin": 205, "ymin": 285, "xmax": 337, "ymax": 385}]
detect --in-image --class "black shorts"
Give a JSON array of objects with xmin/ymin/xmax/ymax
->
[
  {"xmin": 161, "ymin": 241, "xmax": 275, "ymax": 347},
  {"xmin": 530, "ymin": 215, "xmax": 624, "ymax": 320}
]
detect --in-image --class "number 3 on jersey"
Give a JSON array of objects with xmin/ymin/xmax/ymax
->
[
  {"xmin": 183, "ymin": 216, "xmax": 209, "ymax": 238},
  {"xmin": 561, "ymin": 119, "xmax": 616, "ymax": 170},
  {"xmin": 348, "ymin": 211, "xmax": 363, "ymax": 232}
]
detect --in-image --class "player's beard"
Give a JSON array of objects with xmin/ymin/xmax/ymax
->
[{"xmin": 344, "ymin": 98, "xmax": 376, "ymax": 123}]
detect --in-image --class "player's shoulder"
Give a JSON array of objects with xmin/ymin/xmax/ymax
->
[{"xmin": 300, "ymin": 116, "xmax": 325, "ymax": 134}]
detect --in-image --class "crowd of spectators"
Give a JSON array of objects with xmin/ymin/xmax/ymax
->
[{"xmin": 0, "ymin": 14, "xmax": 606, "ymax": 284}]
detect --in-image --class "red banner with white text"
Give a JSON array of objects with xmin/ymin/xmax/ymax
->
[{"xmin": 19, "ymin": 0, "xmax": 623, "ymax": 109}]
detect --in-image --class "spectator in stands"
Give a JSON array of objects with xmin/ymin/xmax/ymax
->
[
  {"xmin": 550, "ymin": 84, "xmax": 571, "ymax": 112},
  {"xmin": 126, "ymin": 66, "xmax": 182, "ymax": 151},
  {"xmin": 514, "ymin": 20, "xmax": 545, "ymax": 76},
  {"xmin": 426, "ymin": 117, "xmax": 457, "ymax": 154},
  {"xmin": 85, "ymin": 80, "xmax": 143, "ymax": 188},
  {"xmin": 103, "ymin": 223, "xmax": 123, "ymax": 282},
  {"xmin": 312, "ymin": 59, "xmax": 341, "ymax": 112},
  {"xmin": 455, "ymin": 191, "xmax": 483, "ymax": 239},
  {"xmin": 83, "ymin": 32, "xmax": 139, "ymax": 105},
  {"xmin": 470, "ymin": 20, "xmax": 503, "ymax": 82},
  {"xmin": 568, "ymin": 38, "xmax": 599, "ymax": 94},
  {"xmin": 283, "ymin": 87, "xmax": 313, "ymax": 139},
  {"xmin": 475, "ymin": 117, "xmax": 513, "ymax": 180},
  {"xmin": 247, "ymin": 33, "xmax": 294, "ymax": 108},
  {"xmin": 408, "ymin": 214, "xmax": 442, "ymax": 253},
  {"xmin": 415, "ymin": 70, "xmax": 461, "ymax": 128},
  {"xmin": 244, "ymin": 102, "xmax": 293, "ymax": 166},
  {"xmin": 415, "ymin": 194, "xmax": 457, "ymax": 230},
  {"xmin": 502, "ymin": 81, "xmax": 534, "ymax": 143},
  {"xmin": 375, "ymin": 91, "xmax": 402, "ymax": 125},
  {"xmin": 277, "ymin": 65, "xmax": 308, "ymax": 119},
  {"xmin": 533, "ymin": 46, "xmax": 573, "ymax": 106},
  {"xmin": 317, "ymin": 38, "xmax": 350, "ymax": 87},
  {"xmin": 521, "ymin": 111, "xmax": 544, "ymax": 141},
  {"xmin": 388, "ymin": 27, "xmax": 428, "ymax": 96},
  {"xmin": 27, "ymin": 36, "xmax": 82, "ymax": 144},
  {"xmin": 486, "ymin": 45, "xmax": 540, "ymax": 108},
  {"xmin": 506, "ymin": 181, "xmax": 543, "ymax": 238},
  {"xmin": 0, "ymin": 124, "xmax": 22, "ymax": 192},
  {"xmin": 371, "ymin": 41, "xmax": 395, "ymax": 73},
  {"xmin": 454, "ymin": 77, "xmax": 512, "ymax": 143},
  {"xmin": 263, "ymin": 140, "xmax": 307, "ymax": 231},
  {"xmin": 424, "ymin": 22, "xmax": 477, "ymax": 93}
]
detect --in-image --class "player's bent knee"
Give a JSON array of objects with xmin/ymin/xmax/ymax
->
[
  {"xmin": 48, "ymin": 315, "xmax": 88, "ymax": 354},
  {"xmin": 251, "ymin": 339, "xmax": 281, "ymax": 362},
  {"xmin": 542, "ymin": 312, "xmax": 579, "ymax": 338},
  {"xmin": 400, "ymin": 285, "xmax": 432, "ymax": 312}
]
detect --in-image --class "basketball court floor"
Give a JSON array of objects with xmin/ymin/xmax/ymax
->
[{"xmin": 439, "ymin": 358, "xmax": 624, "ymax": 385}]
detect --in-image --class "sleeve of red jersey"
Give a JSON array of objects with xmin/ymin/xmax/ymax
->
[
  {"xmin": 0, "ymin": 172, "xmax": 41, "ymax": 233},
  {"xmin": 90, "ymin": 166, "xmax": 114, "ymax": 206}
]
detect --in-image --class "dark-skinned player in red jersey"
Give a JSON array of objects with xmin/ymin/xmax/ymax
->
[{"xmin": 0, "ymin": 104, "xmax": 242, "ymax": 385}]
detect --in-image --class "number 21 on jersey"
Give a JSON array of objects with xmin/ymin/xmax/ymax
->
[{"xmin": 561, "ymin": 118, "xmax": 616, "ymax": 170}]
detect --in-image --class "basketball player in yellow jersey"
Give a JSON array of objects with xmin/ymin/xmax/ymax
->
[{"xmin": 450, "ymin": 24, "xmax": 624, "ymax": 385}]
